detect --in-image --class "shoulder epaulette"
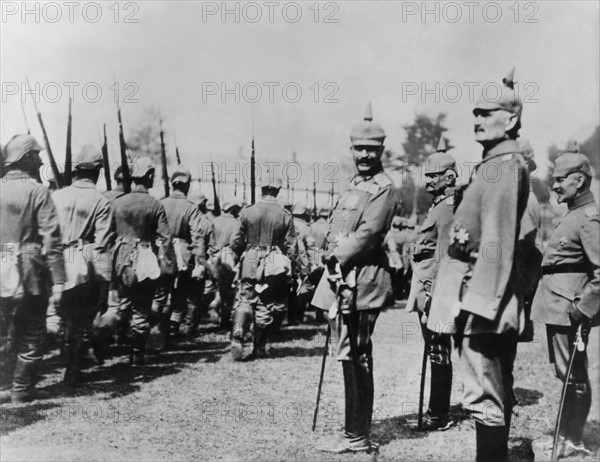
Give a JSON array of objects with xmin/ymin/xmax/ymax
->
[{"xmin": 584, "ymin": 206, "xmax": 598, "ymax": 217}]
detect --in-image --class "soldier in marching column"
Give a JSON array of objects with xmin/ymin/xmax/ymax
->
[
  {"xmin": 405, "ymin": 136, "xmax": 458, "ymax": 431},
  {"xmin": 211, "ymin": 200, "xmax": 242, "ymax": 331},
  {"xmin": 111, "ymin": 157, "xmax": 175, "ymax": 365},
  {"xmin": 51, "ymin": 145, "xmax": 115, "ymax": 386},
  {"xmin": 152, "ymin": 166, "xmax": 207, "ymax": 348},
  {"xmin": 531, "ymin": 145, "xmax": 598, "ymax": 459},
  {"xmin": 0, "ymin": 135, "xmax": 65, "ymax": 402},
  {"xmin": 313, "ymin": 103, "xmax": 399, "ymax": 453},
  {"xmin": 229, "ymin": 174, "xmax": 298, "ymax": 361}
]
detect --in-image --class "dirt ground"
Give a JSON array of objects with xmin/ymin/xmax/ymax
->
[{"xmin": 1, "ymin": 304, "xmax": 598, "ymax": 461}]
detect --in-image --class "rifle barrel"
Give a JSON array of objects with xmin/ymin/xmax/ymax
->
[
  {"xmin": 26, "ymin": 77, "xmax": 62, "ymax": 188},
  {"xmin": 102, "ymin": 124, "xmax": 112, "ymax": 191},
  {"xmin": 64, "ymin": 98, "xmax": 72, "ymax": 186}
]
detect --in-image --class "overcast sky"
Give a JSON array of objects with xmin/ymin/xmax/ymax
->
[{"xmin": 2, "ymin": 1, "xmax": 599, "ymax": 186}]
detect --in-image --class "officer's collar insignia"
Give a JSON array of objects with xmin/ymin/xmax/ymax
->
[
  {"xmin": 450, "ymin": 226, "xmax": 470, "ymax": 244},
  {"xmin": 446, "ymin": 196, "xmax": 454, "ymax": 205},
  {"xmin": 584, "ymin": 206, "xmax": 598, "ymax": 217},
  {"xmin": 559, "ymin": 236, "xmax": 569, "ymax": 246}
]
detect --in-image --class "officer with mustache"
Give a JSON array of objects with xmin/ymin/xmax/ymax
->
[{"xmin": 531, "ymin": 142, "xmax": 598, "ymax": 459}]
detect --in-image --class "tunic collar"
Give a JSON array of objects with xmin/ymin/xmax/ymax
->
[
  {"xmin": 569, "ymin": 191, "xmax": 596, "ymax": 211},
  {"xmin": 3, "ymin": 170, "xmax": 37, "ymax": 181},
  {"xmin": 352, "ymin": 166, "xmax": 384, "ymax": 184},
  {"xmin": 481, "ymin": 139, "xmax": 521, "ymax": 162},
  {"xmin": 131, "ymin": 184, "xmax": 149, "ymax": 194},
  {"xmin": 169, "ymin": 190, "xmax": 187, "ymax": 199},
  {"xmin": 72, "ymin": 179, "xmax": 96, "ymax": 189}
]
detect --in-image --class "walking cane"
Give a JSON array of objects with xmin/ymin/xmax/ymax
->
[
  {"xmin": 312, "ymin": 323, "xmax": 331, "ymax": 432},
  {"xmin": 551, "ymin": 323, "xmax": 584, "ymax": 462},
  {"xmin": 416, "ymin": 294, "xmax": 431, "ymax": 430}
]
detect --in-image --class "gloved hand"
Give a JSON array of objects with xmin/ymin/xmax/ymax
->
[
  {"xmin": 322, "ymin": 254, "xmax": 339, "ymax": 276},
  {"xmin": 569, "ymin": 300, "xmax": 590, "ymax": 326},
  {"xmin": 50, "ymin": 283, "xmax": 64, "ymax": 307}
]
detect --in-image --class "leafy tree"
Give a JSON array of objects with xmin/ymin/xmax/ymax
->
[
  {"xmin": 393, "ymin": 113, "xmax": 451, "ymax": 220},
  {"xmin": 126, "ymin": 106, "xmax": 167, "ymax": 166}
]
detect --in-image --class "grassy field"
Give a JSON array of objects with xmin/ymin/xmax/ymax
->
[{"xmin": 1, "ymin": 304, "xmax": 598, "ymax": 461}]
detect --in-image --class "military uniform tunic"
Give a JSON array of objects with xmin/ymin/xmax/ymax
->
[
  {"xmin": 532, "ymin": 191, "xmax": 599, "ymax": 326},
  {"xmin": 1, "ymin": 169, "xmax": 65, "ymax": 394},
  {"xmin": 153, "ymin": 190, "xmax": 206, "ymax": 335},
  {"xmin": 427, "ymin": 139, "xmax": 529, "ymax": 427},
  {"xmin": 230, "ymin": 196, "xmax": 297, "ymax": 327},
  {"xmin": 51, "ymin": 179, "xmax": 116, "ymax": 378},
  {"xmin": 111, "ymin": 184, "xmax": 175, "ymax": 351},
  {"xmin": 406, "ymin": 188, "xmax": 455, "ymax": 313},
  {"xmin": 211, "ymin": 212, "xmax": 240, "ymax": 327},
  {"xmin": 312, "ymin": 169, "xmax": 399, "ymax": 362}
]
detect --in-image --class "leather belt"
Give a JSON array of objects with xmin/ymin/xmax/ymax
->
[
  {"xmin": 542, "ymin": 263, "xmax": 588, "ymax": 275},
  {"xmin": 413, "ymin": 251, "xmax": 435, "ymax": 263}
]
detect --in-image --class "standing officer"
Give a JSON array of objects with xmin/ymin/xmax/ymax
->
[
  {"xmin": 152, "ymin": 166, "xmax": 206, "ymax": 348},
  {"xmin": 427, "ymin": 68, "xmax": 530, "ymax": 461},
  {"xmin": 51, "ymin": 145, "xmax": 115, "ymax": 385},
  {"xmin": 531, "ymin": 145, "xmax": 598, "ymax": 458},
  {"xmin": 229, "ymin": 173, "xmax": 297, "ymax": 360},
  {"xmin": 112, "ymin": 157, "xmax": 175, "ymax": 365},
  {"xmin": 211, "ymin": 201, "xmax": 241, "ymax": 330},
  {"xmin": 406, "ymin": 136, "xmax": 457, "ymax": 431},
  {"xmin": 0, "ymin": 134, "xmax": 65, "ymax": 402},
  {"xmin": 313, "ymin": 103, "xmax": 399, "ymax": 453}
]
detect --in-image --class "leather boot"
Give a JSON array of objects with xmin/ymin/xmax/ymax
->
[
  {"xmin": 564, "ymin": 382, "xmax": 591, "ymax": 443},
  {"xmin": 426, "ymin": 362, "xmax": 452, "ymax": 426},
  {"xmin": 271, "ymin": 310, "xmax": 285, "ymax": 334},
  {"xmin": 231, "ymin": 306, "xmax": 253, "ymax": 361},
  {"xmin": 253, "ymin": 324, "xmax": 270, "ymax": 359},
  {"xmin": 475, "ymin": 423, "xmax": 508, "ymax": 462},
  {"xmin": 130, "ymin": 332, "xmax": 148, "ymax": 366},
  {"xmin": 63, "ymin": 350, "xmax": 82, "ymax": 387},
  {"xmin": 342, "ymin": 360, "xmax": 372, "ymax": 441},
  {"xmin": 11, "ymin": 357, "xmax": 39, "ymax": 402}
]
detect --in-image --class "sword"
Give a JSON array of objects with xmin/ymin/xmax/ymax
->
[
  {"xmin": 312, "ymin": 323, "xmax": 331, "ymax": 432},
  {"xmin": 551, "ymin": 323, "xmax": 585, "ymax": 462}
]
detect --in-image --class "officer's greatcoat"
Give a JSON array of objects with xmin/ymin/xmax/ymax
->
[{"xmin": 428, "ymin": 140, "xmax": 530, "ymax": 334}]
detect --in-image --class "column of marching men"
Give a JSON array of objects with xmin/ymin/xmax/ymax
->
[{"xmin": 0, "ymin": 66, "xmax": 598, "ymax": 462}]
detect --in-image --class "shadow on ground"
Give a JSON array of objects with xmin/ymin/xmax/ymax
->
[{"xmin": 514, "ymin": 387, "xmax": 543, "ymax": 406}]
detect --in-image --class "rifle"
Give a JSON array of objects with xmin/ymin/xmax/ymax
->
[
  {"xmin": 250, "ymin": 137, "xmax": 256, "ymax": 204},
  {"xmin": 102, "ymin": 124, "xmax": 112, "ymax": 191},
  {"xmin": 115, "ymin": 87, "xmax": 131, "ymax": 193},
  {"xmin": 158, "ymin": 109, "xmax": 169, "ymax": 198},
  {"xmin": 210, "ymin": 159, "xmax": 221, "ymax": 216},
  {"xmin": 20, "ymin": 100, "xmax": 30, "ymax": 134},
  {"xmin": 312, "ymin": 178, "xmax": 318, "ymax": 221},
  {"xmin": 174, "ymin": 130, "xmax": 181, "ymax": 165},
  {"xmin": 25, "ymin": 77, "xmax": 62, "ymax": 188},
  {"xmin": 64, "ymin": 98, "xmax": 73, "ymax": 186},
  {"xmin": 234, "ymin": 170, "xmax": 238, "ymax": 198}
]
